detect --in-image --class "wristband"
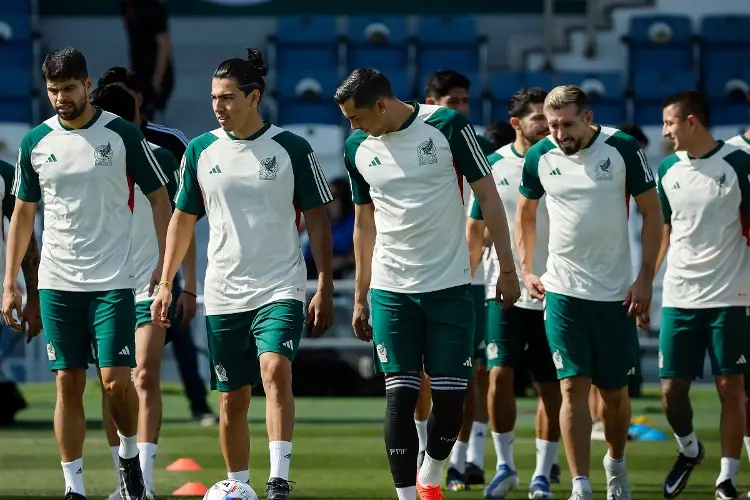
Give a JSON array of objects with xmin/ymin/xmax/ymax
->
[
  {"xmin": 158, "ymin": 280, "xmax": 173, "ymax": 291},
  {"xmin": 181, "ymin": 290, "xmax": 197, "ymax": 298},
  {"xmin": 500, "ymin": 269, "xmax": 516, "ymax": 275}
]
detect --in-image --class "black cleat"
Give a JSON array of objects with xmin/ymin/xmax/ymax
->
[
  {"xmin": 445, "ymin": 467, "xmax": 467, "ymax": 491},
  {"xmin": 266, "ymin": 477, "xmax": 293, "ymax": 500},
  {"xmin": 417, "ymin": 450, "xmax": 425, "ymax": 469},
  {"xmin": 464, "ymin": 462, "xmax": 485, "ymax": 485},
  {"xmin": 64, "ymin": 490, "xmax": 86, "ymax": 500},
  {"xmin": 550, "ymin": 463, "xmax": 561, "ymax": 484},
  {"xmin": 662, "ymin": 441, "xmax": 704, "ymax": 498},
  {"xmin": 715, "ymin": 479, "xmax": 739, "ymax": 500},
  {"xmin": 119, "ymin": 454, "xmax": 146, "ymax": 500}
]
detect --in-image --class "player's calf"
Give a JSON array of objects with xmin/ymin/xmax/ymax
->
[
  {"xmin": 599, "ymin": 386, "xmax": 632, "ymax": 500},
  {"xmin": 219, "ymin": 387, "xmax": 252, "ymax": 483},
  {"xmin": 414, "ymin": 372, "xmax": 432, "ymax": 467},
  {"xmin": 714, "ymin": 374, "xmax": 745, "ymax": 492},
  {"xmin": 446, "ymin": 379, "xmax": 477, "ymax": 490},
  {"xmin": 56, "ymin": 369, "xmax": 88, "ymax": 498},
  {"xmin": 384, "ymin": 373, "xmax": 421, "ymax": 499}
]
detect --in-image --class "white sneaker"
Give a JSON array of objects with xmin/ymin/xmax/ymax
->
[
  {"xmin": 591, "ymin": 420, "xmax": 606, "ymax": 441},
  {"xmin": 569, "ymin": 491, "xmax": 592, "ymax": 500},
  {"xmin": 604, "ymin": 463, "xmax": 631, "ymax": 500}
]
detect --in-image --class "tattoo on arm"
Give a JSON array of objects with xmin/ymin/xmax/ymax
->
[{"xmin": 20, "ymin": 232, "xmax": 40, "ymax": 295}]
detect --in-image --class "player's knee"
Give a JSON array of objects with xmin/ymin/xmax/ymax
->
[
  {"xmin": 133, "ymin": 364, "xmax": 160, "ymax": 394},
  {"xmin": 56, "ymin": 369, "xmax": 86, "ymax": 398},
  {"xmin": 560, "ymin": 376, "xmax": 590, "ymax": 403},
  {"xmin": 661, "ymin": 378, "xmax": 690, "ymax": 404},
  {"xmin": 430, "ymin": 376, "xmax": 467, "ymax": 425},
  {"xmin": 489, "ymin": 366, "xmax": 515, "ymax": 392},
  {"xmin": 100, "ymin": 373, "xmax": 132, "ymax": 399},
  {"xmin": 715, "ymin": 373, "xmax": 745, "ymax": 403},
  {"xmin": 599, "ymin": 386, "xmax": 629, "ymax": 413},
  {"xmin": 219, "ymin": 389, "xmax": 250, "ymax": 424},
  {"xmin": 385, "ymin": 373, "xmax": 421, "ymax": 417},
  {"xmin": 259, "ymin": 351, "xmax": 292, "ymax": 388}
]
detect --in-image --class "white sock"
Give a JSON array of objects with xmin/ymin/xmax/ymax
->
[
  {"xmin": 228, "ymin": 469, "xmax": 250, "ymax": 484},
  {"xmin": 717, "ymin": 457, "xmax": 739, "ymax": 486},
  {"xmin": 603, "ymin": 452, "xmax": 626, "ymax": 472},
  {"xmin": 492, "ymin": 430, "xmax": 515, "ymax": 471},
  {"xmin": 449, "ymin": 441, "xmax": 468, "ymax": 474},
  {"xmin": 744, "ymin": 437, "xmax": 750, "ymax": 461},
  {"xmin": 415, "ymin": 420, "xmax": 428, "ymax": 453},
  {"xmin": 269, "ymin": 441, "xmax": 292, "ymax": 481},
  {"xmin": 109, "ymin": 446, "xmax": 121, "ymax": 487},
  {"xmin": 466, "ymin": 421, "xmax": 488, "ymax": 468},
  {"xmin": 572, "ymin": 476, "xmax": 591, "ymax": 493},
  {"xmin": 532, "ymin": 439, "xmax": 559, "ymax": 479},
  {"xmin": 137, "ymin": 443, "xmax": 157, "ymax": 492},
  {"xmin": 118, "ymin": 431, "xmax": 139, "ymax": 460},
  {"xmin": 396, "ymin": 485, "xmax": 417, "ymax": 500},
  {"xmin": 417, "ymin": 453, "xmax": 444, "ymax": 487},
  {"xmin": 62, "ymin": 458, "xmax": 86, "ymax": 496},
  {"xmin": 675, "ymin": 432, "xmax": 699, "ymax": 458}
]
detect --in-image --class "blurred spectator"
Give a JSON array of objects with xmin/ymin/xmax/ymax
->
[
  {"xmin": 618, "ymin": 122, "xmax": 650, "ymax": 150},
  {"xmin": 484, "ymin": 120, "xmax": 516, "ymax": 149}
]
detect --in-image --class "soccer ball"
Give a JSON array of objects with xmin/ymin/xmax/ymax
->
[{"xmin": 203, "ymin": 479, "xmax": 259, "ymax": 500}]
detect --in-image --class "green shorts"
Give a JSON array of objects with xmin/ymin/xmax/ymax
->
[
  {"xmin": 544, "ymin": 291, "xmax": 637, "ymax": 389},
  {"xmin": 659, "ymin": 306, "xmax": 749, "ymax": 379},
  {"xmin": 370, "ymin": 284, "xmax": 475, "ymax": 379},
  {"xmin": 472, "ymin": 285, "xmax": 487, "ymax": 366},
  {"xmin": 40, "ymin": 289, "xmax": 136, "ymax": 371},
  {"xmin": 135, "ymin": 299, "xmax": 176, "ymax": 329},
  {"xmin": 205, "ymin": 299, "xmax": 305, "ymax": 392},
  {"xmin": 486, "ymin": 303, "xmax": 557, "ymax": 382}
]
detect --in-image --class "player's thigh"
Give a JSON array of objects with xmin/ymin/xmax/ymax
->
[
  {"xmin": 205, "ymin": 311, "xmax": 258, "ymax": 392},
  {"xmin": 39, "ymin": 290, "xmax": 92, "ymax": 371},
  {"xmin": 472, "ymin": 285, "xmax": 488, "ymax": 366},
  {"xmin": 134, "ymin": 301, "xmax": 166, "ymax": 372},
  {"xmin": 706, "ymin": 306, "xmax": 750, "ymax": 376},
  {"xmin": 543, "ymin": 292, "xmax": 591, "ymax": 381},
  {"xmin": 587, "ymin": 299, "xmax": 637, "ymax": 389},
  {"xmin": 485, "ymin": 302, "xmax": 525, "ymax": 371},
  {"xmin": 422, "ymin": 284, "xmax": 475, "ymax": 378},
  {"xmin": 370, "ymin": 289, "xmax": 425, "ymax": 374},
  {"xmin": 523, "ymin": 307, "xmax": 558, "ymax": 383},
  {"xmin": 90, "ymin": 289, "xmax": 137, "ymax": 369},
  {"xmin": 136, "ymin": 299, "xmax": 174, "ymax": 348},
  {"xmin": 252, "ymin": 299, "xmax": 306, "ymax": 362},
  {"xmin": 659, "ymin": 307, "xmax": 707, "ymax": 380}
]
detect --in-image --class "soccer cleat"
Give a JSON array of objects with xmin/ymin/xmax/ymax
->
[
  {"xmin": 484, "ymin": 465, "xmax": 519, "ymax": 499},
  {"xmin": 105, "ymin": 491, "xmax": 120, "ymax": 500},
  {"xmin": 568, "ymin": 491, "xmax": 592, "ymax": 500},
  {"xmin": 266, "ymin": 477, "xmax": 293, "ymax": 500},
  {"xmin": 550, "ymin": 464, "xmax": 561, "ymax": 484},
  {"xmin": 465, "ymin": 462, "xmax": 486, "ymax": 485},
  {"xmin": 662, "ymin": 441, "xmax": 705, "ymax": 498},
  {"xmin": 416, "ymin": 473, "xmax": 445, "ymax": 500},
  {"xmin": 715, "ymin": 479, "xmax": 739, "ymax": 500},
  {"xmin": 145, "ymin": 491, "xmax": 155, "ymax": 500},
  {"xmin": 445, "ymin": 467, "xmax": 467, "ymax": 491},
  {"xmin": 65, "ymin": 490, "xmax": 86, "ymax": 500},
  {"xmin": 417, "ymin": 450, "xmax": 426, "ymax": 469},
  {"xmin": 529, "ymin": 476, "xmax": 555, "ymax": 499},
  {"xmin": 119, "ymin": 455, "xmax": 146, "ymax": 500},
  {"xmin": 605, "ymin": 465, "xmax": 631, "ymax": 500}
]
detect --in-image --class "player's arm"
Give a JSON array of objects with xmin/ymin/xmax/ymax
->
[
  {"xmin": 654, "ymin": 157, "xmax": 676, "ymax": 273},
  {"xmin": 346, "ymin": 153, "xmax": 375, "ymax": 306},
  {"xmin": 466, "ymin": 194, "xmax": 487, "ymax": 276},
  {"xmin": 516, "ymin": 148, "xmax": 546, "ymax": 280}
]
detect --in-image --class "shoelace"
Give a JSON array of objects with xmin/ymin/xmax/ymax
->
[{"xmin": 267, "ymin": 479, "xmax": 295, "ymax": 492}]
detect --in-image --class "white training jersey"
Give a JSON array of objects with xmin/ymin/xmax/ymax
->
[
  {"xmin": 13, "ymin": 108, "xmax": 168, "ymax": 292},
  {"xmin": 519, "ymin": 125, "xmax": 656, "ymax": 301},
  {"xmin": 176, "ymin": 123, "xmax": 332, "ymax": 316},
  {"xmin": 344, "ymin": 103, "xmax": 493, "ymax": 294},
  {"xmin": 657, "ymin": 142, "xmax": 750, "ymax": 308},
  {"xmin": 726, "ymin": 134, "xmax": 750, "ymax": 152}
]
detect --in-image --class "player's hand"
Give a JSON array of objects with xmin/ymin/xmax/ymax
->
[
  {"xmin": 2, "ymin": 282, "xmax": 23, "ymax": 332},
  {"xmin": 148, "ymin": 264, "xmax": 163, "ymax": 297},
  {"xmin": 150, "ymin": 283, "xmax": 173, "ymax": 329},
  {"xmin": 624, "ymin": 274, "xmax": 653, "ymax": 321},
  {"xmin": 521, "ymin": 272, "xmax": 545, "ymax": 301},
  {"xmin": 174, "ymin": 291, "xmax": 197, "ymax": 328},
  {"xmin": 496, "ymin": 272, "xmax": 521, "ymax": 309},
  {"xmin": 307, "ymin": 287, "xmax": 333, "ymax": 337},
  {"xmin": 352, "ymin": 300, "xmax": 372, "ymax": 342},
  {"xmin": 22, "ymin": 297, "xmax": 42, "ymax": 342},
  {"xmin": 636, "ymin": 311, "xmax": 651, "ymax": 332}
]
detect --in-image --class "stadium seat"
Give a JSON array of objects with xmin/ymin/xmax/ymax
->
[
  {"xmin": 632, "ymin": 70, "xmax": 696, "ymax": 125},
  {"xmin": 525, "ymin": 71, "xmax": 554, "ymax": 91},
  {"xmin": 0, "ymin": 99, "xmax": 31, "ymax": 125},
  {"xmin": 0, "ymin": 121, "xmax": 30, "ymax": 164},
  {"xmin": 699, "ymin": 15, "xmax": 750, "ymax": 75},
  {"xmin": 276, "ymin": 71, "xmax": 342, "ymax": 126},
  {"xmin": 346, "ymin": 16, "xmax": 408, "ymax": 70},
  {"xmin": 282, "ymin": 124, "xmax": 346, "ymax": 180},
  {"xmin": 709, "ymin": 100, "xmax": 749, "ymax": 126},
  {"xmin": 0, "ymin": 15, "xmax": 31, "ymax": 42},
  {"xmin": 386, "ymin": 70, "xmax": 412, "ymax": 100},
  {"xmin": 624, "ymin": 15, "xmax": 694, "ymax": 73},
  {"xmin": 0, "ymin": 43, "xmax": 32, "ymax": 70},
  {"xmin": 489, "ymin": 72, "xmax": 526, "ymax": 120},
  {"xmin": 703, "ymin": 68, "xmax": 750, "ymax": 100},
  {"xmin": 416, "ymin": 16, "xmax": 483, "ymax": 77},
  {"xmin": 555, "ymin": 71, "xmax": 626, "ymax": 126},
  {"xmin": 274, "ymin": 16, "xmax": 340, "ymax": 72}
]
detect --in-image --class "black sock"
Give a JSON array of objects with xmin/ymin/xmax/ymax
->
[
  {"xmin": 384, "ymin": 373, "xmax": 421, "ymax": 488},
  {"xmin": 426, "ymin": 376, "xmax": 468, "ymax": 461}
]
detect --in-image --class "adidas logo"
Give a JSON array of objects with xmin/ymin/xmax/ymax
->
[
  {"xmin": 76, "ymin": 467, "xmax": 82, "ymax": 474},
  {"xmin": 368, "ymin": 157, "xmax": 382, "ymax": 167},
  {"xmin": 738, "ymin": 355, "xmax": 746, "ymax": 365},
  {"xmin": 45, "ymin": 154, "xmax": 58, "ymax": 163},
  {"xmin": 550, "ymin": 167, "xmax": 562, "ymax": 176},
  {"xmin": 283, "ymin": 340, "xmax": 294, "ymax": 349},
  {"xmin": 209, "ymin": 165, "xmax": 222, "ymax": 174},
  {"xmin": 499, "ymin": 178, "xmax": 510, "ymax": 186},
  {"xmin": 119, "ymin": 346, "xmax": 130, "ymax": 356},
  {"xmin": 284, "ymin": 453, "xmax": 292, "ymax": 459},
  {"xmin": 672, "ymin": 182, "xmax": 680, "ymax": 190},
  {"xmin": 463, "ymin": 357, "xmax": 473, "ymax": 367}
]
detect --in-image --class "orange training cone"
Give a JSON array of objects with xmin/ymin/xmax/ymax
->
[
  {"xmin": 172, "ymin": 482, "xmax": 209, "ymax": 496},
  {"xmin": 166, "ymin": 458, "xmax": 202, "ymax": 471}
]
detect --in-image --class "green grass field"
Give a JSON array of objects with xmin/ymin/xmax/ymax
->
[{"xmin": 0, "ymin": 383, "xmax": 735, "ymax": 499}]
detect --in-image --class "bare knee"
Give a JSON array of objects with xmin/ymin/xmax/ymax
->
[
  {"xmin": 56, "ymin": 369, "xmax": 86, "ymax": 399},
  {"xmin": 536, "ymin": 381, "xmax": 562, "ymax": 413},
  {"xmin": 662, "ymin": 378, "xmax": 691, "ymax": 407},
  {"xmin": 716, "ymin": 374, "xmax": 745, "ymax": 403},
  {"xmin": 100, "ymin": 368, "xmax": 133, "ymax": 398},
  {"xmin": 489, "ymin": 366, "xmax": 515, "ymax": 392},
  {"xmin": 560, "ymin": 377, "xmax": 590, "ymax": 404},
  {"xmin": 133, "ymin": 365, "xmax": 160, "ymax": 395},
  {"xmin": 599, "ymin": 386, "xmax": 629, "ymax": 413},
  {"xmin": 260, "ymin": 353, "xmax": 292, "ymax": 392}
]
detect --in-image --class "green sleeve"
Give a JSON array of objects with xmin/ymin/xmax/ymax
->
[
  {"xmin": 657, "ymin": 155, "xmax": 679, "ymax": 223},
  {"xmin": 106, "ymin": 118, "xmax": 169, "ymax": 195},
  {"xmin": 12, "ymin": 134, "xmax": 42, "ymax": 203},
  {"xmin": 606, "ymin": 131, "xmax": 656, "ymax": 197},
  {"xmin": 174, "ymin": 141, "xmax": 206, "ymax": 218},
  {"xmin": 344, "ymin": 132, "xmax": 372, "ymax": 205},
  {"xmin": 519, "ymin": 142, "xmax": 546, "ymax": 200},
  {"xmin": 271, "ymin": 131, "xmax": 333, "ymax": 211},
  {"xmin": 0, "ymin": 159, "xmax": 15, "ymax": 218},
  {"xmin": 724, "ymin": 149, "xmax": 750, "ymax": 219},
  {"xmin": 152, "ymin": 147, "xmax": 180, "ymax": 208},
  {"xmin": 469, "ymin": 196, "xmax": 483, "ymax": 220},
  {"xmin": 476, "ymin": 135, "xmax": 497, "ymax": 156},
  {"xmin": 426, "ymin": 108, "xmax": 492, "ymax": 183}
]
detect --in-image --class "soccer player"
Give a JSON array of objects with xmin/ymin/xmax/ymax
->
[
  {"xmin": 2, "ymin": 47, "xmax": 172, "ymax": 500},
  {"xmin": 149, "ymin": 48, "xmax": 334, "ymax": 500},
  {"xmin": 422, "ymin": 69, "xmax": 495, "ymax": 489},
  {"xmin": 336, "ymin": 67, "xmax": 520, "ymax": 500},
  {"xmin": 467, "ymin": 88, "xmax": 561, "ymax": 499},
  {"xmin": 90, "ymin": 83, "xmax": 181, "ymax": 500},
  {"xmin": 515, "ymin": 85, "xmax": 663, "ymax": 500},
  {"xmin": 656, "ymin": 91, "xmax": 750, "ymax": 500}
]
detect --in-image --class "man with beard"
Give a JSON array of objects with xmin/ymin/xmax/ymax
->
[
  {"xmin": 515, "ymin": 85, "xmax": 663, "ymax": 500},
  {"xmin": 467, "ymin": 88, "xmax": 561, "ymax": 499},
  {"xmin": 2, "ymin": 47, "xmax": 172, "ymax": 500}
]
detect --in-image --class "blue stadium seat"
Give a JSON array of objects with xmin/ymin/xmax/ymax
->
[
  {"xmin": 625, "ymin": 15, "xmax": 693, "ymax": 72},
  {"xmin": 0, "ymin": 43, "xmax": 31, "ymax": 70},
  {"xmin": 632, "ymin": 70, "xmax": 697, "ymax": 125},
  {"xmin": 416, "ymin": 16, "xmax": 481, "ymax": 77},
  {"xmin": 276, "ymin": 71, "xmax": 341, "ymax": 126},
  {"xmin": 699, "ymin": 15, "xmax": 750, "ymax": 75},
  {"xmin": 703, "ymin": 69, "xmax": 750, "ymax": 99},
  {"xmin": 386, "ymin": 70, "xmax": 411, "ymax": 99},
  {"xmin": 709, "ymin": 101, "xmax": 749, "ymax": 126},
  {"xmin": 0, "ymin": 69, "xmax": 31, "ymax": 100},
  {"xmin": 555, "ymin": 71, "xmax": 626, "ymax": 125},
  {"xmin": 276, "ymin": 15, "xmax": 338, "ymax": 43},
  {"xmin": 525, "ymin": 72, "xmax": 554, "ymax": 91},
  {"xmin": 346, "ymin": 16, "xmax": 408, "ymax": 70},
  {"xmin": 0, "ymin": 98, "xmax": 31, "ymax": 123},
  {"xmin": 274, "ymin": 16, "xmax": 339, "ymax": 72},
  {"xmin": 489, "ymin": 72, "xmax": 525, "ymax": 120},
  {"xmin": 0, "ymin": 15, "xmax": 31, "ymax": 42}
]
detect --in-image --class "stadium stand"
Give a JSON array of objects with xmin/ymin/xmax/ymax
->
[{"xmin": 0, "ymin": 0, "xmax": 32, "ymax": 124}]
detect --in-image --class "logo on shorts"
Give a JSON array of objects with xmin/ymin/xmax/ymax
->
[
  {"xmin": 259, "ymin": 156, "xmax": 278, "ymax": 180},
  {"xmin": 94, "ymin": 142, "xmax": 113, "ymax": 167},
  {"xmin": 658, "ymin": 351, "xmax": 664, "ymax": 369},
  {"xmin": 552, "ymin": 350, "xmax": 563, "ymax": 370},
  {"xmin": 486, "ymin": 342, "xmax": 499, "ymax": 360},
  {"xmin": 417, "ymin": 137, "xmax": 438, "ymax": 166},
  {"xmin": 283, "ymin": 340, "xmax": 294, "ymax": 350},
  {"xmin": 215, "ymin": 364, "xmax": 228, "ymax": 382},
  {"xmin": 594, "ymin": 158, "xmax": 613, "ymax": 181},
  {"xmin": 47, "ymin": 342, "xmax": 56, "ymax": 361},
  {"xmin": 376, "ymin": 343, "xmax": 388, "ymax": 363}
]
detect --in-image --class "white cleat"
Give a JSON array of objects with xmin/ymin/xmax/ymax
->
[
  {"xmin": 605, "ymin": 466, "xmax": 631, "ymax": 500},
  {"xmin": 569, "ymin": 491, "xmax": 592, "ymax": 500}
]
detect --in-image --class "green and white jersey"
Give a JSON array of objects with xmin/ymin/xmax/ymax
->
[
  {"xmin": 132, "ymin": 144, "xmax": 180, "ymax": 303},
  {"xmin": 519, "ymin": 125, "xmax": 655, "ymax": 301},
  {"xmin": 470, "ymin": 143, "xmax": 550, "ymax": 309},
  {"xmin": 345, "ymin": 103, "xmax": 492, "ymax": 293},
  {"xmin": 464, "ymin": 135, "xmax": 498, "ymax": 287},
  {"xmin": 13, "ymin": 108, "xmax": 168, "ymax": 292},
  {"xmin": 726, "ymin": 133, "xmax": 750, "ymax": 152},
  {"xmin": 657, "ymin": 142, "xmax": 750, "ymax": 308},
  {"xmin": 176, "ymin": 123, "xmax": 332, "ymax": 316}
]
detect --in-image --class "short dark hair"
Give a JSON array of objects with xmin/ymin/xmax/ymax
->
[
  {"xmin": 508, "ymin": 88, "xmax": 547, "ymax": 118},
  {"xmin": 214, "ymin": 48, "xmax": 268, "ymax": 98},
  {"xmin": 484, "ymin": 121, "xmax": 516, "ymax": 149},
  {"xmin": 99, "ymin": 67, "xmax": 142, "ymax": 93},
  {"xmin": 90, "ymin": 84, "xmax": 137, "ymax": 123},
  {"xmin": 334, "ymin": 68, "xmax": 393, "ymax": 108},
  {"xmin": 617, "ymin": 123, "xmax": 649, "ymax": 147},
  {"xmin": 42, "ymin": 47, "xmax": 88, "ymax": 82},
  {"xmin": 425, "ymin": 70, "xmax": 471, "ymax": 99},
  {"xmin": 662, "ymin": 90, "xmax": 710, "ymax": 127}
]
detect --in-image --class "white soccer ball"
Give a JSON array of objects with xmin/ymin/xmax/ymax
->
[{"xmin": 203, "ymin": 479, "xmax": 259, "ymax": 500}]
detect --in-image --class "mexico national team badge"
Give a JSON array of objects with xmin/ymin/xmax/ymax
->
[
  {"xmin": 376, "ymin": 343, "xmax": 388, "ymax": 363},
  {"xmin": 594, "ymin": 158, "xmax": 612, "ymax": 181},
  {"xmin": 552, "ymin": 350, "xmax": 563, "ymax": 369},
  {"xmin": 417, "ymin": 137, "xmax": 438, "ymax": 166},
  {"xmin": 259, "ymin": 156, "xmax": 278, "ymax": 180},
  {"xmin": 214, "ymin": 364, "xmax": 228, "ymax": 382},
  {"xmin": 94, "ymin": 142, "xmax": 113, "ymax": 166}
]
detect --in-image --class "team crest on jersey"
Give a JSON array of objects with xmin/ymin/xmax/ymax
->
[
  {"xmin": 259, "ymin": 156, "xmax": 278, "ymax": 180},
  {"xmin": 714, "ymin": 173, "xmax": 726, "ymax": 187},
  {"xmin": 594, "ymin": 158, "xmax": 612, "ymax": 181},
  {"xmin": 417, "ymin": 137, "xmax": 438, "ymax": 166},
  {"xmin": 94, "ymin": 142, "xmax": 113, "ymax": 166}
]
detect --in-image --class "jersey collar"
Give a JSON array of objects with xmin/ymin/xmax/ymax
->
[
  {"xmin": 687, "ymin": 140, "xmax": 723, "ymax": 160},
  {"xmin": 225, "ymin": 122, "xmax": 271, "ymax": 141},
  {"xmin": 58, "ymin": 106, "xmax": 102, "ymax": 131},
  {"xmin": 582, "ymin": 124, "xmax": 601, "ymax": 150},
  {"xmin": 510, "ymin": 143, "xmax": 524, "ymax": 158},
  {"xmin": 394, "ymin": 101, "xmax": 419, "ymax": 132}
]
